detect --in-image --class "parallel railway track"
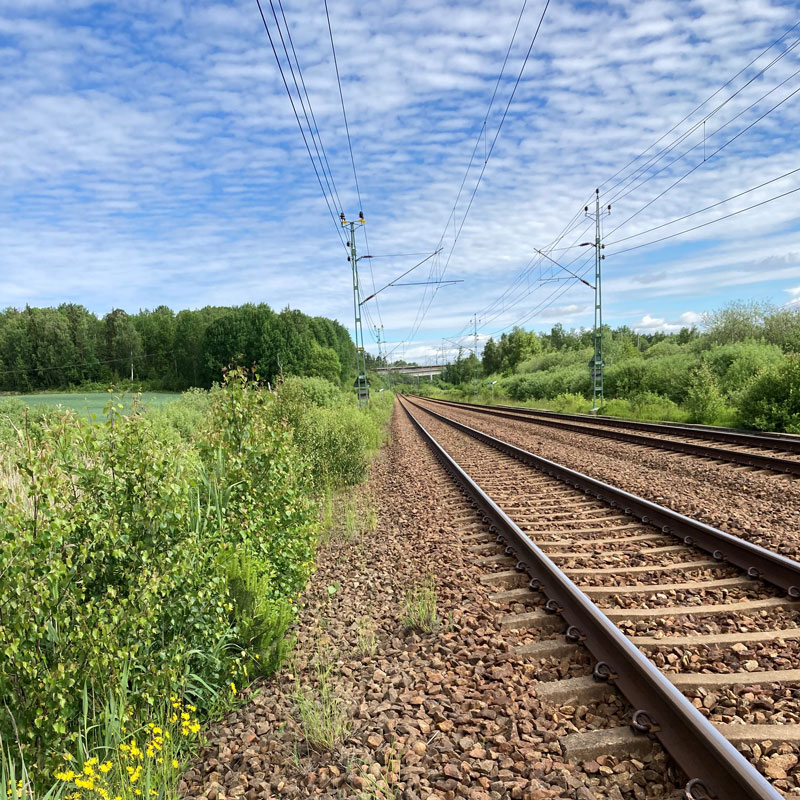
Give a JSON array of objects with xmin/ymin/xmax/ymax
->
[
  {"xmin": 399, "ymin": 395, "xmax": 800, "ymax": 799},
  {"xmin": 413, "ymin": 395, "xmax": 800, "ymax": 477}
]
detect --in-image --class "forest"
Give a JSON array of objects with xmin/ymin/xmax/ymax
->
[{"xmin": 0, "ymin": 304, "xmax": 364, "ymax": 392}]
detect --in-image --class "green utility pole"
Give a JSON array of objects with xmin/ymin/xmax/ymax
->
[
  {"xmin": 584, "ymin": 189, "xmax": 610, "ymax": 413},
  {"xmin": 473, "ymin": 314, "xmax": 479, "ymax": 398},
  {"xmin": 342, "ymin": 212, "xmax": 369, "ymax": 406},
  {"xmin": 376, "ymin": 324, "xmax": 390, "ymax": 391}
]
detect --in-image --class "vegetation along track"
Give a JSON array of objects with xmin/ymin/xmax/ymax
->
[
  {"xmin": 399, "ymin": 394, "xmax": 800, "ymax": 799},
  {"xmin": 413, "ymin": 395, "xmax": 800, "ymax": 477}
]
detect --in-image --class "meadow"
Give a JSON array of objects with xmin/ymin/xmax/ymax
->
[{"xmin": 18, "ymin": 392, "xmax": 178, "ymax": 416}]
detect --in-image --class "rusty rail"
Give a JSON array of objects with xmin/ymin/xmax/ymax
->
[
  {"xmin": 400, "ymin": 395, "xmax": 789, "ymax": 800},
  {"xmin": 415, "ymin": 395, "xmax": 800, "ymax": 476}
]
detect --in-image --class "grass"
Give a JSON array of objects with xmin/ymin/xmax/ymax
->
[
  {"xmin": 355, "ymin": 616, "xmax": 378, "ymax": 658},
  {"xmin": 292, "ymin": 641, "xmax": 350, "ymax": 752},
  {"xmin": 318, "ymin": 488, "xmax": 379, "ymax": 547},
  {"xmin": 355, "ymin": 741, "xmax": 402, "ymax": 800},
  {"xmin": 18, "ymin": 392, "xmax": 178, "ymax": 417},
  {"xmin": 403, "ymin": 578, "xmax": 439, "ymax": 634}
]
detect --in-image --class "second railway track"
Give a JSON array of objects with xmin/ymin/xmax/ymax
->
[
  {"xmin": 399, "ymin": 395, "xmax": 800, "ymax": 798},
  {"xmin": 414, "ymin": 395, "xmax": 800, "ymax": 477}
]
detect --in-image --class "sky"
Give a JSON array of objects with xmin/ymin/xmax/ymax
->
[{"xmin": 1, "ymin": 0, "xmax": 799, "ymax": 362}]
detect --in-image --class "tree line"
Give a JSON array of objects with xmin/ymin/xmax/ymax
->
[
  {"xmin": 434, "ymin": 302, "xmax": 800, "ymax": 431},
  {"xmin": 0, "ymin": 303, "xmax": 359, "ymax": 392}
]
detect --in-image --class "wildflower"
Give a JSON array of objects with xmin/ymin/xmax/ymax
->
[
  {"xmin": 100, "ymin": 761, "xmax": 113, "ymax": 774},
  {"xmin": 172, "ymin": 759, "xmax": 179, "ymax": 769},
  {"xmin": 230, "ymin": 682, "xmax": 237, "ymax": 695}
]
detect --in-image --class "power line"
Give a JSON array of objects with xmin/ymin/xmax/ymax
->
[
  {"xmin": 448, "ymin": 21, "xmax": 800, "ymax": 351},
  {"xmin": 600, "ymin": 22, "xmax": 800, "ymax": 201},
  {"xmin": 323, "ymin": 0, "xmax": 384, "ymax": 334},
  {"xmin": 609, "ymin": 184, "xmax": 800, "ymax": 256},
  {"xmin": 324, "ymin": 0, "xmax": 365, "ymax": 219},
  {"xmin": 254, "ymin": 0, "xmax": 347, "ymax": 251},
  {"xmin": 389, "ymin": 0, "xmax": 551, "ymax": 359},
  {"xmin": 606, "ymin": 166, "xmax": 800, "ymax": 246},
  {"xmin": 606, "ymin": 73, "xmax": 800, "ymax": 238},
  {"xmin": 274, "ymin": 0, "xmax": 345, "ymax": 216}
]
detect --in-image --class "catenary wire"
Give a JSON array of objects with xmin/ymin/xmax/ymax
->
[
  {"xmin": 606, "ymin": 166, "xmax": 800, "ymax": 246},
  {"xmin": 254, "ymin": 0, "xmax": 347, "ymax": 251},
  {"xmin": 390, "ymin": 0, "xmax": 551, "ymax": 358},
  {"xmin": 275, "ymin": 0, "xmax": 345, "ymax": 217},
  {"xmin": 608, "ymin": 184, "xmax": 800, "ymax": 256}
]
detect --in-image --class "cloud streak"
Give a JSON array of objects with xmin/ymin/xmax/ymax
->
[{"xmin": 0, "ymin": 0, "xmax": 798, "ymax": 362}]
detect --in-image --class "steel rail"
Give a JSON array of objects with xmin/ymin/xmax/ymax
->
[
  {"xmin": 403, "ymin": 396, "xmax": 800, "ymax": 597},
  {"xmin": 419, "ymin": 395, "xmax": 800, "ymax": 452},
  {"xmin": 414, "ymin": 395, "xmax": 800, "ymax": 476},
  {"xmin": 398, "ymin": 396, "xmax": 784, "ymax": 800}
]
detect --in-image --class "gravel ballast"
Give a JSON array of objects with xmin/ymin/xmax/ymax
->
[
  {"xmin": 180, "ymin": 399, "xmax": 683, "ymax": 800},
  {"xmin": 413, "ymin": 398, "xmax": 800, "ymax": 560}
]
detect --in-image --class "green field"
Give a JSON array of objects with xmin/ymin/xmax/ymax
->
[{"xmin": 20, "ymin": 391, "xmax": 178, "ymax": 416}]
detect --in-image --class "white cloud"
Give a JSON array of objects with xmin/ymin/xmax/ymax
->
[
  {"xmin": 0, "ymin": 0, "xmax": 797, "ymax": 361},
  {"xmin": 633, "ymin": 311, "xmax": 702, "ymax": 333}
]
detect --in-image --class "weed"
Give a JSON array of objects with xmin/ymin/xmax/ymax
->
[
  {"xmin": 293, "ymin": 641, "xmax": 349, "ymax": 752},
  {"xmin": 403, "ymin": 578, "xmax": 439, "ymax": 634},
  {"xmin": 355, "ymin": 617, "xmax": 378, "ymax": 658},
  {"xmin": 355, "ymin": 742, "xmax": 402, "ymax": 800}
]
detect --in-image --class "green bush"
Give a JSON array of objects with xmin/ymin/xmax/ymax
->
[
  {"xmin": 738, "ymin": 356, "xmax": 800, "ymax": 432},
  {"xmin": 684, "ymin": 362, "xmax": 727, "ymax": 423},
  {"xmin": 271, "ymin": 377, "xmax": 392, "ymax": 491},
  {"xmin": 703, "ymin": 340, "xmax": 784, "ymax": 397},
  {"xmin": 0, "ymin": 369, "xmax": 319, "ymax": 774}
]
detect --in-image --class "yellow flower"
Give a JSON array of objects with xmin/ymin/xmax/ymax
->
[
  {"xmin": 230, "ymin": 682, "xmax": 237, "ymax": 695},
  {"xmin": 172, "ymin": 759, "xmax": 179, "ymax": 769},
  {"xmin": 100, "ymin": 761, "xmax": 113, "ymax": 774},
  {"xmin": 180, "ymin": 712, "xmax": 189, "ymax": 721}
]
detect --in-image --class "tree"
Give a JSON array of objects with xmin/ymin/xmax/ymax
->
[
  {"xmin": 103, "ymin": 309, "xmax": 143, "ymax": 380},
  {"xmin": 482, "ymin": 337, "xmax": 501, "ymax": 375}
]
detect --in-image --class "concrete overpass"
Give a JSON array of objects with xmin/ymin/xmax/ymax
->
[{"xmin": 375, "ymin": 364, "xmax": 446, "ymax": 379}]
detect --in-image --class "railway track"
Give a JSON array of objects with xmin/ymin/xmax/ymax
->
[
  {"xmin": 413, "ymin": 395, "xmax": 800, "ymax": 477},
  {"xmin": 399, "ymin": 395, "xmax": 800, "ymax": 799}
]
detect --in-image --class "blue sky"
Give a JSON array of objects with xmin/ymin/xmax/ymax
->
[{"xmin": 1, "ymin": 0, "xmax": 799, "ymax": 362}]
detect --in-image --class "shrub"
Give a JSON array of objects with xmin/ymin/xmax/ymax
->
[
  {"xmin": 0, "ymin": 405, "xmax": 228, "ymax": 770},
  {"xmin": 272, "ymin": 378, "xmax": 392, "ymax": 491},
  {"xmin": 703, "ymin": 340, "xmax": 784, "ymax": 397},
  {"xmin": 0, "ymin": 369, "xmax": 318, "ymax": 774},
  {"xmin": 685, "ymin": 363, "xmax": 727, "ymax": 424},
  {"xmin": 738, "ymin": 356, "xmax": 800, "ymax": 432}
]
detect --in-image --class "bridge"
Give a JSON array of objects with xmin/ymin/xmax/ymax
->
[{"xmin": 375, "ymin": 364, "xmax": 446, "ymax": 379}]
